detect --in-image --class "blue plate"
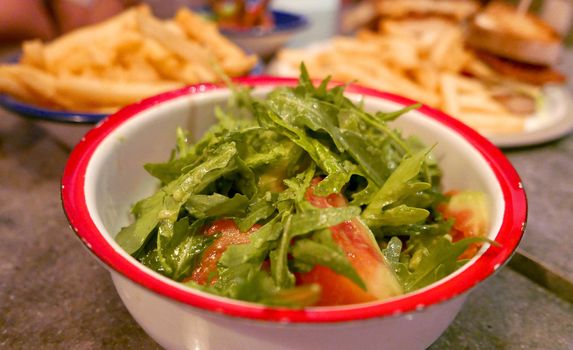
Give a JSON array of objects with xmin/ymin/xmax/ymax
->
[
  {"xmin": 0, "ymin": 94, "xmax": 108, "ymax": 124},
  {"xmin": 220, "ymin": 10, "xmax": 308, "ymax": 37}
]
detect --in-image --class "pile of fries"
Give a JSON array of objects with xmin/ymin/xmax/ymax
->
[
  {"xmin": 0, "ymin": 6, "xmax": 257, "ymax": 113},
  {"xmin": 274, "ymin": 17, "xmax": 541, "ymax": 135}
]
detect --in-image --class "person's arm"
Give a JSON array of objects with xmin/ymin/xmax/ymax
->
[{"xmin": 0, "ymin": 0, "xmax": 57, "ymax": 42}]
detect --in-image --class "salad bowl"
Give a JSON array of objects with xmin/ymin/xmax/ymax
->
[{"xmin": 61, "ymin": 77, "xmax": 526, "ymax": 350}]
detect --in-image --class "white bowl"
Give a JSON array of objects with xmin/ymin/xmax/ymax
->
[{"xmin": 61, "ymin": 77, "xmax": 527, "ymax": 350}]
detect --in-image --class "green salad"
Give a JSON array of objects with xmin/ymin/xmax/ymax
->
[{"xmin": 115, "ymin": 66, "xmax": 489, "ymax": 307}]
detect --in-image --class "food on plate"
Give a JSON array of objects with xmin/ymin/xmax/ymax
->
[
  {"xmin": 466, "ymin": 1, "xmax": 565, "ymax": 85},
  {"xmin": 115, "ymin": 68, "xmax": 491, "ymax": 307},
  {"xmin": 0, "ymin": 5, "xmax": 257, "ymax": 113},
  {"xmin": 209, "ymin": 0, "xmax": 274, "ymax": 30},
  {"xmin": 274, "ymin": 1, "xmax": 566, "ymax": 136},
  {"xmin": 341, "ymin": 0, "xmax": 480, "ymax": 35},
  {"xmin": 273, "ymin": 26, "xmax": 531, "ymax": 134},
  {"xmin": 376, "ymin": 0, "xmax": 480, "ymax": 21}
]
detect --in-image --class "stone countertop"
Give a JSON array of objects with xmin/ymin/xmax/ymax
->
[
  {"xmin": 2, "ymin": 57, "xmax": 573, "ymax": 349},
  {"xmin": 504, "ymin": 51, "xmax": 573, "ymax": 284}
]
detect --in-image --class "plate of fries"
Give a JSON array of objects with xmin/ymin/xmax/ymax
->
[
  {"xmin": 0, "ymin": 5, "xmax": 259, "ymax": 123},
  {"xmin": 268, "ymin": 19, "xmax": 573, "ymax": 148}
]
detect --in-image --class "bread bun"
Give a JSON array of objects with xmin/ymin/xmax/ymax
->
[
  {"xmin": 474, "ymin": 50, "xmax": 566, "ymax": 85},
  {"xmin": 376, "ymin": 0, "xmax": 480, "ymax": 21},
  {"xmin": 466, "ymin": 2, "xmax": 563, "ymax": 66}
]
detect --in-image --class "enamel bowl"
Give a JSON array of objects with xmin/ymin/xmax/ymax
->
[{"xmin": 61, "ymin": 77, "xmax": 526, "ymax": 350}]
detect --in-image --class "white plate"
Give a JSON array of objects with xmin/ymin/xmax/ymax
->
[
  {"xmin": 268, "ymin": 44, "xmax": 573, "ymax": 148},
  {"xmin": 486, "ymin": 85, "xmax": 573, "ymax": 148}
]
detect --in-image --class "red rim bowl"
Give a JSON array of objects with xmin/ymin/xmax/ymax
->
[{"xmin": 61, "ymin": 76, "xmax": 527, "ymax": 323}]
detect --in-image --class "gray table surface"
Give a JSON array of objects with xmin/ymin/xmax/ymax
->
[{"xmin": 2, "ymin": 50, "xmax": 573, "ymax": 349}]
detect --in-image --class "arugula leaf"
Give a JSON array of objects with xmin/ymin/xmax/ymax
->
[
  {"xmin": 291, "ymin": 238, "xmax": 366, "ymax": 290},
  {"xmin": 287, "ymin": 207, "xmax": 361, "ymax": 237},
  {"xmin": 267, "ymin": 89, "xmax": 345, "ymax": 151},
  {"xmin": 270, "ymin": 214, "xmax": 296, "ymax": 288},
  {"xmin": 156, "ymin": 142, "xmax": 239, "ymax": 246},
  {"xmin": 266, "ymin": 87, "xmax": 399, "ymax": 193},
  {"xmin": 260, "ymin": 284, "xmax": 321, "ymax": 308},
  {"xmin": 175, "ymin": 127, "xmax": 190, "ymax": 157},
  {"xmin": 402, "ymin": 236, "xmax": 490, "ymax": 292},
  {"xmin": 136, "ymin": 218, "xmax": 215, "ymax": 280},
  {"xmin": 374, "ymin": 221, "xmax": 453, "ymax": 237},
  {"xmin": 116, "ymin": 142, "xmax": 239, "ymax": 254},
  {"xmin": 213, "ymin": 262, "xmax": 267, "ymax": 300},
  {"xmin": 214, "ymin": 266, "xmax": 320, "ymax": 308},
  {"xmin": 236, "ymin": 195, "xmax": 276, "ymax": 232},
  {"xmin": 309, "ymin": 141, "xmax": 355, "ymax": 196},
  {"xmin": 116, "ymin": 191, "xmax": 166, "ymax": 255},
  {"xmin": 164, "ymin": 218, "xmax": 215, "ymax": 280},
  {"xmin": 270, "ymin": 206, "xmax": 360, "ymax": 289},
  {"xmin": 185, "ymin": 193, "xmax": 249, "ymax": 219},
  {"xmin": 362, "ymin": 148, "xmax": 431, "ymax": 228},
  {"xmin": 219, "ymin": 217, "xmax": 282, "ymax": 268},
  {"xmin": 383, "ymin": 236, "xmax": 403, "ymax": 266},
  {"xmin": 296, "ymin": 63, "xmax": 317, "ymax": 95},
  {"xmin": 364, "ymin": 204, "xmax": 429, "ymax": 227},
  {"xmin": 143, "ymin": 119, "xmax": 247, "ymax": 185},
  {"xmin": 258, "ymin": 96, "xmax": 353, "ymax": 195},
  {"xmin": 375, "ymin": 103, "xmax": 422, "ymax": 122},
  {"xmin": 278, "ymin": 163, "xmax": 316, "ymax": 210},
  {"xmin": 339, "ymin": 129, "xmax": 388, "ymax": 186}
]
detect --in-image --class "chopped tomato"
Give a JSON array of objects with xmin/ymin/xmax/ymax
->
[
  {"xmin": 187, "ymin": 219, "xmax": 259, "ymax": 285},
  {"xmin": 297, "ymin": 178, "xmax": 403, "ymax": 306},
  {"xmin": 296, "ymin": 265, "xmax": 377, "ymax": 306},
  {"xmin": 438, "ymin": 190, "xmax": 489, "ymax": 260}
]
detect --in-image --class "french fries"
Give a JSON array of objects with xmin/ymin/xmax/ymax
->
[
  {"xmin": 0, "ymin": 5, "xmax": 258, "ymax": 113},
  {"xmin": 273, "ymin": 17, "xmax": 540, "ymax": 135}
]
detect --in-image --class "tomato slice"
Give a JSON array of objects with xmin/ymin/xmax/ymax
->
[
  {"xmin": 297, "ymin": 265, "xmax": 377, "ymax": 306},
  {"xmin": 188, "ymin": 219, "xmax": 259, "ymax": 285},
  {"xmin": 298, "ymin": 178, "xmax": 403, "ymax": 306},
  {"xmin": 438, "ymin": 190, "xmax": 490, "ymax": 259}
]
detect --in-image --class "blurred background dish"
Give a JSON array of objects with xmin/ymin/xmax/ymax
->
[
  {"xmin": 143, "ymin": 0, "xmax": 309, "ymax": 59},
  {"xmin": 0, "ymin": 6, "xmax": 259, "ymax": 113},
  {"xmin": 192, "ymin": 0, "xmax": 309, "ymax": 60},
  {"xmin": 465, "ymin": 1, "xmax": 565, "ymax": 85},
  {"xmin": 268, "ymin": 40, "xmax": 573, "ymax": 148},
  {"xmin": 0, "ymin": 52, "xmax": 106, "ymax": 147},
  {"xmin": 0, "ymin": 92, "xmax": 106, "ymax": 124},
  {"xmin": 269, "ymin": 0, "xmax": 573, "ymax": 147},
  {"xmin": 0, "ymin": 92, "xmax": 106, "ymax": 148},
  {"xmin": 488, "ymin": 84, "xmax": 573, "ymax": 147},
  {"xmin": 0, "ymin": 54, "xmax": 264, "ymax": 148},
  {"xmin": 0, "ymin": 5, "xmax": 264, "ymax": 147},
  {"xmin": 218, "ymin": 9, "xmax": 308, "ymax": 59}
]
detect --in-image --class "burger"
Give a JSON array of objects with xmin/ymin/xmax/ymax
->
[{"xmin": 465, "ymin": 1, "xmax": 566, "ymax": 86}]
